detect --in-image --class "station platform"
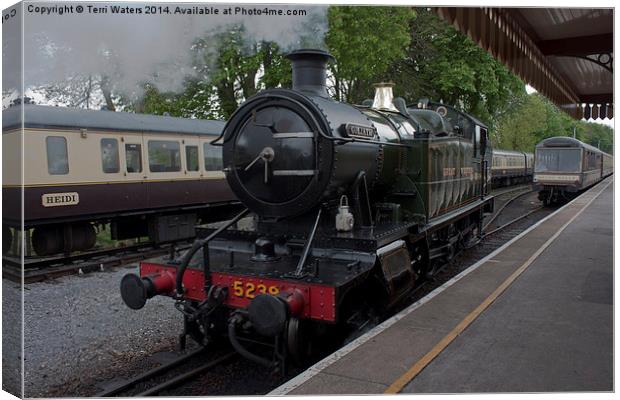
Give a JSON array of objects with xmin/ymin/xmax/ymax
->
[{"xmin": 271, "ymin": 177, "xmax": 613, "ymax": 394}]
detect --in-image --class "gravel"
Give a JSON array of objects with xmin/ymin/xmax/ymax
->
[
  {"xmin": 3, "ymin": 263, "xmax": 186, "ymax": 397},
  {"xmin": 2, "ymin": 279, "xmax": 23, "ymax": 397}
]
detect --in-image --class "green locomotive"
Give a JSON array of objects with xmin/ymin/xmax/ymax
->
[{"xmin": 121, "ymin": 49, "xmax": 494, "ymax": 367}]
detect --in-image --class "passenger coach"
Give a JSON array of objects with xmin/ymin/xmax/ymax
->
[
  {"xmin": 490, "ymin": 149, "xmax": 533, "ymax": 187},
  {"xmin": 2, "ymin": 105, "xmax": 239, "ymax": 256},
  {"xmin": 534, "ymin": 136, "xmax": 612, "ymax": 205}
]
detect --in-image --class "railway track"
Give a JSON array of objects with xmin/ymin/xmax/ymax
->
[
  {"xmin": 484, "ymin": 185, "xmax": 535, "ymax": 231},
  {"xmin": 2, "ymin": 241, "xmax": 190, "ymax": 284},
  {"xmin": 482, "ymin": 206, "xmax": 543, "ymax": 238},
  {"xmin": 95, "ymin": 348, "xmax": 237, "ymax": 397}
]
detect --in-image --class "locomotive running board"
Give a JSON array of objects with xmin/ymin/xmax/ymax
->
[{"xmin": 424, "ymin": 197, "xmax": 492, "ymax": 233}]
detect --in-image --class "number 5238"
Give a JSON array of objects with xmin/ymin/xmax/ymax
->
[{"xmin": 232, "ymin": 280, "xmax": 280, "ymax": 299}]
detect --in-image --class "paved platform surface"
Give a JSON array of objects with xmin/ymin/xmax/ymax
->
[{"xmin": 272, "ymin": 177, "xmax": 613, "ymax": 395}]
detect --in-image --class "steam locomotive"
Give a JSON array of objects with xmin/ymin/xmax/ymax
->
[{"xmin": 120, "ymin": 49, "xmax": 494, "ymax": 367}]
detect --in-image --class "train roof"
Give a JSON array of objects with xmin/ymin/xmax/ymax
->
[
  {"xmin": 2, "ymin": 104, "xmax": 225, "ymax": 135},
  {"xmin": 536, "ymin": 136, "xmax": 610, "ymax": 156},
  {"xmin": 492, "ymin": 149, "xmax": 530, "ymax": 157}
]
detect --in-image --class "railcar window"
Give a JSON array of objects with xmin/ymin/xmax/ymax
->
[
  {"xmin": 584, "ymin": 151, "xmax": 598, "ymax": 171},
  {"xmin": 203, "ymin": 143, "xmax": 223, "ymax": 171},
  {"xmin": 148, "ymin": 140, "xmax": 181, "ymax": 172},
  {"xmin": 101, "ymin": 138, "xmax": 120, "ymax": 173},
  {"xmin": 46, "ymin": 136, "xmax": 69, "ymax": 175},
  {"xmin": 185, "ymin": 145, "xmax": 199, "ymax": 171},
  {"xmin": 535, "ymin": 149, "xmax": 581, "ymax": 172},
  {"xmin": 125, "ymin": 144, "xmax": 142, "ymax": 173}
]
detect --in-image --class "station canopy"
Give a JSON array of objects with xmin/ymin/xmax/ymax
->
[{"xmin": 435, "ymin": 8, "xmax": 613, "ymax": 120}]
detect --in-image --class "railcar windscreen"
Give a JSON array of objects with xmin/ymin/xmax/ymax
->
[{"xmin": 535, "ymin": 148, "xmax": 581, "ymax": 172}]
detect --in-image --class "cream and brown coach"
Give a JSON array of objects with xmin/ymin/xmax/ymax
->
[{"xmin": 3, "ymin": 104, "xmax": 239, "ymax": 256}]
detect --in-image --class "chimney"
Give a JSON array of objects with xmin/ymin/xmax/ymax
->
[
  {"xmin": 372, "ymin": 83, "xmax": 398, "ymax": 112},
  {"xmin": 286, "ymin": 49, "xmax": 334, "ymax": 97}
]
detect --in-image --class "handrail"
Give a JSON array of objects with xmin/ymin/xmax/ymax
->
[{"xmin": 175, "ymin": 208, "xmax": 250, "ymax": 295}]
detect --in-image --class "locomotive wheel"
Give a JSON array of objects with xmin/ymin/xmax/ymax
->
[
  {"xmin": 286, "ymin": 318, "xmax": 312, "ymax": 365},
  {"xmin": 410, "ymin": 243, "xmax": 429, "ymax": 280}
]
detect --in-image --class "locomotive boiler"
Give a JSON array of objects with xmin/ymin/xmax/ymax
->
[{"xmin": 120, "ymin": 49, "xmax": 494, "ymax": 368}]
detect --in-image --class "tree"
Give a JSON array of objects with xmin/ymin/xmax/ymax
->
[
  {"xmin": 32, "ymin": 74, "xmax": 123, "ymax": 110},
  {"xmin": 578, "ymin": 120, "xmax": 614, "ymax": 154},
  {"xmin": 142, "ymin": 29, "xmax": 292, "ymax": 119},
  {"xmin": 493, "ymin": 94, "xmax": 548, "ymax": 151},
  {"xmin": 390, "ymin": 8, "xmax": 526, "ymax": 127},
  {"xmin": 326, "ymin": 6, "xmax": 416, "ymax": 103},
  {"xmin": 493, "ymin": 92, "xmax": 614, "ymax": 153}
]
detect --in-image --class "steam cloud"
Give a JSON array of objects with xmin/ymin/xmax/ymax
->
[{"xmin": 3, "ymin": 2, "xmax": 328, "ymax": 101}]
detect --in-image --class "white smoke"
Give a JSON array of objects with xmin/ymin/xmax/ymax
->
[{"xmin": 3, "ymin": 2, "xmax": 328, "ymax": 101}]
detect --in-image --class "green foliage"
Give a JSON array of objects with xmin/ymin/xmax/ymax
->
[
  {"xmin": 493, "ymin": 94, "xmax": 549, "ymax": 152},
  {"xmin": 390, "ymin": 9, "xmax": 526, "ymax": 128},
  {"xmin": 326, "ymin": 6, "xmax": 416, "ymax": 102},
  {"xmin": 142, "ymin": 28, "xmax": 291, "ymax": 119},
  {"xmin": 494, "ymin": 93, "xmax": 613, "ymax": 154},
  {"xmin": 577, "ymin": 119, "xmax": 614, "ymax": 154}
]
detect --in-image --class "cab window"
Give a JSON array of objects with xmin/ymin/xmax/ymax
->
[
  {"xmin": 125, "ymin": 144, "xmax": 142, "ymax": 173},
  {"xmin": 46, "ymin": 136, "xmax": 69, "ymax": 175},
  {"xmin": 101, "ymin": 138, "xmax": 120, "ymax": 173},
  {"xmin": 203, "ymin": 143, "xmax": 222, "ymax": 171},
  {"xmin": 185, "ymin": 145, "xmax": 199, "ymax": 171},
  {"xmin": 148, "ymin": 140, "xmax": 181, "ymax": 172}
]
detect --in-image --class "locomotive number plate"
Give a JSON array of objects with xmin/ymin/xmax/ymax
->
[{"xmin": 231, "ymin": 279, "xmax": 280, "ymax": 299}]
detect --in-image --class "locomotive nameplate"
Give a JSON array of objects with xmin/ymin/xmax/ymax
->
[
  {"xmin": 41, "ymin": 192, "xmax": 79, "ymax": 207},
  {"xmin": 343, "ymin": 123, "xmax": 377, "ymax": 139}
]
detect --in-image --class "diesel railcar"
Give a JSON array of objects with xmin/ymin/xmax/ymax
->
[
  {"xmin": 2, "ymin": 105, "xmax": 239, "ymax": 256},
  {"xmin": 534, "ymin": 136, "xmax": 613, "ymax": 205},
  {"xmin": 120, "ymin": 49, "xmax": 495, "ymax": 367},
  {"xmin": 491, "ymin": 149, "xmax": 533, "ymax": 187}
]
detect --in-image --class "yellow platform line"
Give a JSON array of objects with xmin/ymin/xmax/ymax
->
[{"xmin": 384, "ymin": 178, "xmax": 612, "ymax": 394}]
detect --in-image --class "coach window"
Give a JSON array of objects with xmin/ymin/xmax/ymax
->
[
  {"xmin": 101, "ymin": 138, "xmax": 120, "ymax": 173},
  {"xmin": 148, "ymin": 140, "xmax": 181, "ymax": 172},
  {"xmin": 46, "ymin": 136, "xmax": 69, "ymax": 175},
  {"xmin": 125, "ymin": 143, "xmax": 142, "ymax": 173},
  {"xmin": 185, "ymin": 145, "xmax": 199, "ymax": 172},
  {"xmin": 203, "ymin": 143, "xmax": 223, "ymax": 171}
]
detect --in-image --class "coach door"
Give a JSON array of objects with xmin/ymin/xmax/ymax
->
[
  {"xmin": 182, "ymin": 135, "xmax": 202, "ymax": 204},
  {"xmin": 120, "ymin": 132, "xmax": 148, "ymax": 210},
  {"xmin": 200, "ymin": 135, "xmax": 228, "ymax": 203}
]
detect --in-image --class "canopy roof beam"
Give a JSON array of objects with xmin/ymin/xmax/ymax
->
[
  {"xmin": 434, "ymin": 7, "xmax": 613, "ymax": 121},
  {"xmin": 537, "ymin": 33, "xmax": 613, "ymax": 56}
]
